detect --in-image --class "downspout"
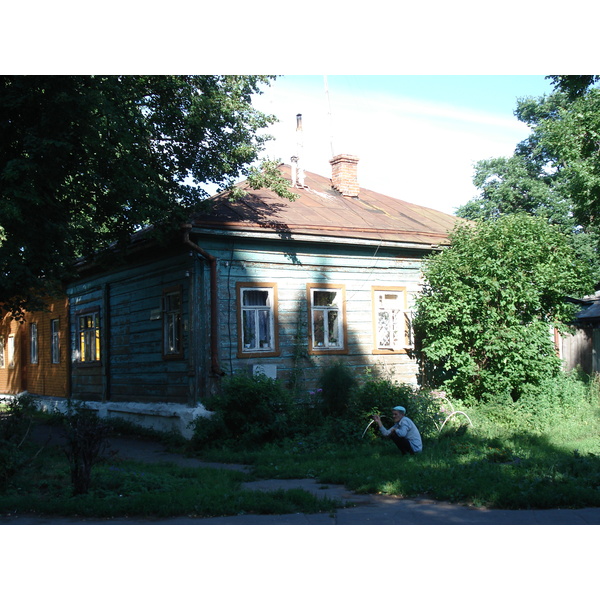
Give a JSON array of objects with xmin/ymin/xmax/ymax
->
[{"xmin": 182, "ymin": 224, "xmax": 225, "ymax": 377}]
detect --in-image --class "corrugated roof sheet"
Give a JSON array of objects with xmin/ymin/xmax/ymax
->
[
  {"xmin": 576, "ymin": 300, "xmax": 600, "ymax": 322},
  {"xmin": 191, "ymin": 164, "xmax": 462, "ymax": 247}
]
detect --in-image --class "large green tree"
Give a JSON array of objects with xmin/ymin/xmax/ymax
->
[
  {"xmin": 457, "ymin": 78, "xmax": 600, "ymax": 282},
  {"xmin": 413, "ymin": 214, "xmax": 594, "ymax": 405},
  {"xmin": 0, "ymin": 75, "xmax": 293, "ymax": 317}
]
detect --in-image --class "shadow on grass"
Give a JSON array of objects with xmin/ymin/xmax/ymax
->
[{"xmin": 244, "ymin": 426, "xmax": 600, "ymax": 510}]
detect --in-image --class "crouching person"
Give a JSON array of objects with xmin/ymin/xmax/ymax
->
[{"xmin": 373, "ymin": 406, "xmax": 422, "ymax": 455}]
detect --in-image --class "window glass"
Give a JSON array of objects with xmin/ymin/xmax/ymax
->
[
  {"xmin": 51, "ymin": 319, "xmax": 60, "ymax": 364},
  {"xmin": 374, "ymin": 289, "xmax": 413, "ymax": 351},
  {"xmin": 310, "ymin": 287, "xmax": 344, "ymax": 350},
  {"xmin": 8, "ymin": 335, "xmax": 15, "ymax": 368},
  {"xmin": 241, "ymin": 287, "xmax": 274, "ymax": 351},
  {"xmin": 78, "ymin": 313, "xmax": 100, "ymax": 362},
  {"xmin": 30, "ymin": 323, "xmax": 38, "ymax": 364},
  {"xmin": 163, "ymin": 290, "xmax": 182, "ymax": 356}
]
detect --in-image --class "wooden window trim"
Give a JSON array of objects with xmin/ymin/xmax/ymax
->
[
  {"xmin": 74, "ymin": 306, "xmax": 101, "ymax": 365},
  {"xmin": 371, "ymin": 286, "xmax": 411, "ymax": 355},
  {"xmin": 307, "ymin": 282, "xmax": 348, "ymax": 356},
  {"xmin": 7, "ymin": 334, "xmax": 16, "ymax": 369},
  {"xmin": 236, "ymin": 282, "xmax": 280, "ymax": 359}
]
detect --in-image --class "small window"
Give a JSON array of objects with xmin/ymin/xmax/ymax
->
[
  {"xmin": 78, "ymin": 312, "xmax": 101, "ymax": 362},
  {"xmin": 372, "ymin": 287, "xmax": 413, "ymax": 353},
  {"xmin": 237, "ymin": 282, "xmax": 279, "ymax": 357},
  {"xmin": 7, "ymin": 334, "xmax": 15, "ymax": 368},
  {"xmin": 307, "ymin": 283, "xmax": 347, "ymax": 354},
  {"xmin": 163, "ymin": 287, "xmax": 183, "ymax": 359},
  {"xmin": 0, "ymin": 337, "xmax": 4, "ymax": 368},
  {"xmin": 51, "ymin": 319, "xmax": 60, "ymax": 364},
  {"xmin": 30, "ymin": 323, "xmax": 38, "ymax": 364}
]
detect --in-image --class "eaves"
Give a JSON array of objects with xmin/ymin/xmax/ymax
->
[{"xmin": 189, "ymin": 225, "xmax": 448, "ymax": 252}]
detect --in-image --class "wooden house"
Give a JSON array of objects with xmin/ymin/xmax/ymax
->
[
  {"xmin": 53, "ymin": 155, "xmax": 461, "ymax": 435},
  {"xmin": 0, "ymin": 296, "xmax": 69, "ymax": 399}
]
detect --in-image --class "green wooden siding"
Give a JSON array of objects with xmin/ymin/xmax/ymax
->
[
  {"xmin": 204, "ymin": 235, "xmax": 426, "ymax": 397},
  {"xmin": 66, "ymin": 231, "xmax": 431, "ymax": 405},
  {"xmin": 68, "ymin": 252, "xmax": 196, "ymax": 404}
]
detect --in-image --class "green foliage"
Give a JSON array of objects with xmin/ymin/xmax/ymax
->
[
  {"xmin": 61, "ymin": 403, "xmax": 113, "ymax": 495},
  {"xmin": 414, "ymin": 214, "xmax": 594, "ymax": 405},
  {"xmin": 0, "ymin": 75, "xmax": 288, "ymax": 317},
  {"xmin": 230, "ymin": 158, "xmax": 299, "ymax": 202},
  {"xmin": 547, "ymin": 75, "xmax": 600, "ymax": 100},
  {"xmin": 318, "ymin": 361, "xmax": 358, "ymax": 417},
  {"xmin": 474, "ymin": 370, "xmax": 593, "ymax": 435},
  {"xmin": 532, "ymin": 88, "xmax": 600, "ymax": 232},
  {"xmin": 3, "ymin": 374, "xmax": 600, "ymax": 516},
  {"xmin": 457, "ymin": 83, "xmax": 600, "ymax": 283},
  {"xmin": 191, "ymin": 373, "xmax": 295, "ymax": 449},
  {"xmin": 349, "ymin": 379, "xmax": 441, "ymax": 439},
  {"xmin": 0, "ymin": 454, "xmax": 340, "ymax": 519},
  {"xmin": 0, "ymin": 394, "xmax": 37, "ymax": 488}
]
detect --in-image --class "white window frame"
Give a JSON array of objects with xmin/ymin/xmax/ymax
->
[
  {"xmin": 307, "ymin": 283, "xmax": 347, "ymax": 354},
  {"xmin": 0, "ymin": 336, "xmax": 4, "ymax": 368},
  {"xmin": 372, "ymin": 287, "xmax": 414, "ymax": 353},
  {"xmin": 237, "ymin": 282, "xmax": 279, "ymax": 357}
]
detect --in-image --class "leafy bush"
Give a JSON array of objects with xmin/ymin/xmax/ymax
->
[
  {"xmin": 192, "ymin": 373, "xmax": 294, "ymax": 448},
  {"xmin": 474, "ymin": 370, "xmax": 594, "ymax": 434},
  {"xmin": 414, "ymin": 214, "xmax": 594, "ymax": 405},
  {"xmin": 0, "ymin": 394, "xmax": 38, "ymax": 488},
  {"xmin": 318, "ymin": 361, "xmax": 357, "ymax": 417},
  {"xmin": 350, "ymin": 379, "xmax": 441, "ymax": 439},
  {"xmin": 62, "ymin": 403, "xmax": 113, "ymax": 495}
]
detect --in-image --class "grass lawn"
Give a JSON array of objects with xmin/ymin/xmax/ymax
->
[
  {"xmin": 199, "ymin": 399, "xmax": 600, "ymax": 510},
  {"xmin": 1, "ymin": 392, "xmax": 599, "ymax": 518},
  {"xmin": 0, "ymin": 437, "xmax": 343, "ymax": 519}
]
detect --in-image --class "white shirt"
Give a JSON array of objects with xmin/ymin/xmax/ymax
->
[{"xmin": 379, "ymin": 416, "xmax": 423, "ymax": 452}]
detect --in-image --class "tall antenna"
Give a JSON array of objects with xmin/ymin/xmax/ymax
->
[{"xmin": 323, "ymin": 75, "xmax": 335, "ymax": 157}]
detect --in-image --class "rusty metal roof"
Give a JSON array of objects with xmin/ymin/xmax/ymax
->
[{"xmin": 191, "ymin": 164, "xmax": 462, "ymax": 247}]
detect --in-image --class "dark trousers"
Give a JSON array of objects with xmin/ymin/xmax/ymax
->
[{"xmin": 390, "ymin": 431, "xmax": 415, "ymax": 455}]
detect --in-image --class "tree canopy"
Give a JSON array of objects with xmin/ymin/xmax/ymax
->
[
  {"xmin": 456, "ymin": 76, "xmax": 600, "ymax": 283},
  {"xmin": 414, "ymin": 214, "xmax": 594, "ymax": 405},
  {"xmin": 0, "ymin": 75, "xmax": 293, "ymax": 317}
]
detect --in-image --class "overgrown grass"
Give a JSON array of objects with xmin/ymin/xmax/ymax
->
[
  {"xmin": 0, "ymin": 442, "xmax": 341, "ymax": 519},
  {"xmin": 2, "ymin": 372, "xmax": 599, "ymax": 517},
  {"xmin": 196, "ymin": 374, "xmax": 600, "ymax": 510}
]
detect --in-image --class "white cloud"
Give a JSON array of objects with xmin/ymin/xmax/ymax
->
[{"xmin": 253, "ymin": 78, "xmax": 532, "ymax": 215}]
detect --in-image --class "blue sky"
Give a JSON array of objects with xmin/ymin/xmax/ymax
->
[{"xmin": 252, "ymin": 75, "xmax": 556, "ymax": 215}]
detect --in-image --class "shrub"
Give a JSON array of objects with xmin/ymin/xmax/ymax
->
[
  {"xmin": 475, "ymin": 370, "xmax": 594, "ymax": 434},
  {"xmin": 350, "ymin": 379, "xmax": 441, "ymax": 439},
  {"xmin": 62, "ymin": 404, "xmax": 113, "ymax": 495},
  {"xmin": 0, "ymin": 394, "xmax": 38, "ymax": 488},
  {"xmin": 192, "ymin": 373, "xmax": 294, "ymax": 448},
  {"xmin": 414, "ymin": 214, "xmax": 593, "ymax": 405},
  {"xmin": 318, "ymin": 361, "xmax": 357, "ymax": 417}
]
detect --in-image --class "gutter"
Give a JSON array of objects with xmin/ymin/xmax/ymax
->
[{"xmin": 182, "ymin": 224, "xmax": 225, "ymax": 377}]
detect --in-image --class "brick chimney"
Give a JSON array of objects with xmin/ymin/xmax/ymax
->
[{"xmin": 330, "ymin": 154, "xmax": 360, "ymax": 197}]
